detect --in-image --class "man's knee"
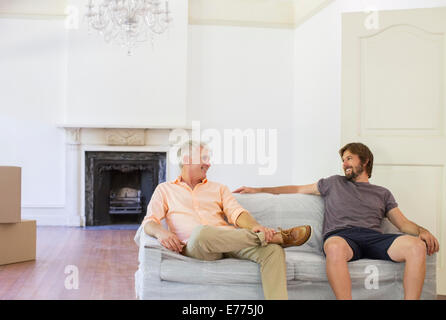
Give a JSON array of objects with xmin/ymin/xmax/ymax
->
[
  {"xmin": 184, "ymin": 225, "xmax": 222, "ymax": 261},
  {"xmin": 406, "ymin": 238, "xmax": 427, "ymax": 261},
  {"xmin": 258, "ymin": 244, "xmax": 285, "ymax": 265},
  {"xmin": 188, "ymin": 225, "xmax": 214, "ymax": 247},
  {"xmin": 324, "ymin": 237, "xmax": 352, "ymax": 261},
  {"xmin": 266, "ymin": 244, "xmax": 285, "ymax": 258},
  {"xmin": 388, "ymin": 235, "xmax": 427, "ymax": 262}
]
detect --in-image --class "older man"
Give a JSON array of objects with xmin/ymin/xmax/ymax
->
[
  {"xmin": 235, "ymin": 142, "xmax": 439, "ymax": 300},
  {"xmin": 142, "ymin": 140, "xmax": 312, "ymax": 300}
]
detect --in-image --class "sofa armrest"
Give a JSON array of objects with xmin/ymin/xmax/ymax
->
[
  {"xmin": 143, "ymin": 234, "xmax": 163, "ymax": 249},
  {"xmin": 134, "ymin": 224, "xmax": 163, "ymax": 249},
  {"xmin": 134, "ymin": 224, "xmax": 193, "ymax": 262}
]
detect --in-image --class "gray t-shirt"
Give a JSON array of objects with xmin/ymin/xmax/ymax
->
[{"xmin": 317, "ymin": 175, "xmax": 398, "ymax": 237}]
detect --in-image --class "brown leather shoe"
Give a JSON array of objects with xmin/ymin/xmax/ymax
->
[{"xmin": 278, "ymin": 225, "xmax": 312, "ymax": 248}]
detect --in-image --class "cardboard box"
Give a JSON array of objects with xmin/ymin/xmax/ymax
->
[
  {"xmin": 0, "ymin": 166, "xmax": 21, "ymax": 223},
  {"xmin": 0, "ymin": 220, "xmax": 36, "ymax": 265}
]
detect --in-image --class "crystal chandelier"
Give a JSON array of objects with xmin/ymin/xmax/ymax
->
[{"xmin": 85, "ymin": 0, "xmax": 172, "ymax": 55}]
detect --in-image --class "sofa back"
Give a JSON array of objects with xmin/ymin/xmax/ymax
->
[
  {"xmin": 233, "ymin": 193, "xmax": 400, "ymax": 255},
  {"xmin": 233, "ymin": 193, "xmax": 324, "ymax": 254}
]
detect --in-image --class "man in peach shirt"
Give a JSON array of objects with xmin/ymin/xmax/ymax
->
[{"xmin": 142, "ymin": 140, "xmax": 312, "ymax": 300}]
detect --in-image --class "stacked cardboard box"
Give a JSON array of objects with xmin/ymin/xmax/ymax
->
[{"xmin": 0, "ymin": 167, "xmax": 36, "ymax": 265}]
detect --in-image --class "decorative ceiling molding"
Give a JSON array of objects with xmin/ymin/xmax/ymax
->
[
  {"xmin": 0, "ymin": 0, "xmax": 67, "ymax": 18},
  {"xmin": 293, "ymin": 0, "xmax": 334, "ymax": 28},
  {"xmin": 189, "ymin": 0, "xmax": 295, "ymax": 29},
  {"xmin": 189, "ymin": 0, "xmax": 334, "ymax": 29}
]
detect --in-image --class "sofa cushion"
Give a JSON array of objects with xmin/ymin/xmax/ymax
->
[
  {"xmin": 159, "ymin": 256, "xmax": 295, "ymax": 285},
  {"xmin": 285, "ymin": 251, "xmax": 404, "ymax": 282},
  {"xmin": 285, "ymin": 251, "xmax": 436, "ymax": 283}
]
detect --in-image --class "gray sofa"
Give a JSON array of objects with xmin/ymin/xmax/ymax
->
[{"xmin": 134, "ymin": 193, "xmax": 436, "ymax": 299}]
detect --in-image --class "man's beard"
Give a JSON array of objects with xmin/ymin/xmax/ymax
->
[{"xmin": 345, "ymin": 164, "xmax": 364, "ymax": 181}]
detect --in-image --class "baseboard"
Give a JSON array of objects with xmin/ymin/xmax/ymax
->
[{"xmin": 21, "ymin": 207, "xmax": 82, "ymax": 226}]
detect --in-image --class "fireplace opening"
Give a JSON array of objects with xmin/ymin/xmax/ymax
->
[
  {"xmin": 109, "ymin": 171, "xmax": 143, "ymax": 215},
  {"xmin": 85, "ymin": 151, "xmax": 166, "ymax": 226},
  {"xmin": 110, "ymin": 187, "xmax": 142, "ymax": 215}
]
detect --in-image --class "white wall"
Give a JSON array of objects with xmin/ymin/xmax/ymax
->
[
  {"xmin": 292, "ymin": 0, "xmax": 446, "ymax": 185},
  {"xmin": 0, "ymin": 18, "xmax": 67, "ymax": 208},
  {"xmin": 293, "ymin": 2, "xmax": 342, "ymax": 185},
  {"xmin": 64, "ymin": 0, "xmax": 188, "ymax": 128},
  {"xmin": 187, "ymin": 25, "xmax": 295, "ymax": 190}
]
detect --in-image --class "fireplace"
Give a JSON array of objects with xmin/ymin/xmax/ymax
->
[{"xmin": 85, "ymin": 151, "xmax": 166, "ymax": 226}]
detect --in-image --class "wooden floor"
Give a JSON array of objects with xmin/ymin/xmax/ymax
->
[
  {"xmin": 0, "ymin": 226, "xmax": 138, "ymax": 300},
  {"xmin": 1, "ymin": 226, "xmax": 446, "ymax": 300}
]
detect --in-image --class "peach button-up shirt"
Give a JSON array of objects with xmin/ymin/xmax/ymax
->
[{"xmin": 141, "ymin": 177, "xmax": 247, "ymax": 244}]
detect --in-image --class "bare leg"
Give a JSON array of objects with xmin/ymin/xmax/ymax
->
[
  {"xmin": 324, "ymin": 236, "xmax": 354, "ymax": 300},
  {"xmin": 387, "ymin": 235, "xmax": 426, "ymax": 300}
]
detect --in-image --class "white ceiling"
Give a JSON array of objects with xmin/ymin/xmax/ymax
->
[{"xmin": 0, "ymin": 0, "xmax": 333, "ymax": 28}]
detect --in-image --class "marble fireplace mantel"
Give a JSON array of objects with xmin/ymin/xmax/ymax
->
[{"xmin": 58, "ymin": 124, "xmax": 191, "ymax": 146}]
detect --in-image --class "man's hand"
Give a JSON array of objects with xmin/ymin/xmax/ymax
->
[
  {"xmin": 233, "ymin": 186, "xmax": 261, "ymax": 194},
  {"xmin": 387, "ymin": 208, "xmax": 440, "ymax": 256},
  {"xmin": 419, "ymin": 229, "xmax": 440, "ymax": 256},
  {"xmin": 157, "ymin": 229, "xmax": 185, "ymax": 253},
  {"xmin": 252, "ymin": 225, "xmax": 276, "ymax": 243}
]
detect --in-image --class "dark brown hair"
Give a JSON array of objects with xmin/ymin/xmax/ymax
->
[{"xmin": 339, "ymin": 142, "xmax": 374, "ymax": 178}]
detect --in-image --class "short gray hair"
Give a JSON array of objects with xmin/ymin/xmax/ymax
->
[{"xmin": 177, "ymin": 140, "xmax": 209, "ymax": 168}]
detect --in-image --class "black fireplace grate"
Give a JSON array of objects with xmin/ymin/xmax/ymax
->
[{"xmin": 109, "ymin": 190, "xmax": 143, "ymax": 215}]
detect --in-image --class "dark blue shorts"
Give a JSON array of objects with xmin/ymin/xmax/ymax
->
[{"xmin": 323, "ymin": 227, "xmax": 403, "ymax": 262}]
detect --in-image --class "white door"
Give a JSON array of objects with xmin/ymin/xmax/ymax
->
[{"xmin": 342, "ymin": 7, "xmax": 446, "ymax": 295}]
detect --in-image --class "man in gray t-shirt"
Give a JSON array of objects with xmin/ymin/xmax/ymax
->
[
  {"xmin": 234, "ymin": 142, "xmax": 439, "ymax": 300},
  {"xmin": 317, "ymin": 174, "xmax": 398, "ymax": 238}
]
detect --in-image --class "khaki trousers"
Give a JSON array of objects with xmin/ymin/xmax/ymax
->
[{"xmin": 183, "ymin": 225, "xmax": 288, "ymax": 300}]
